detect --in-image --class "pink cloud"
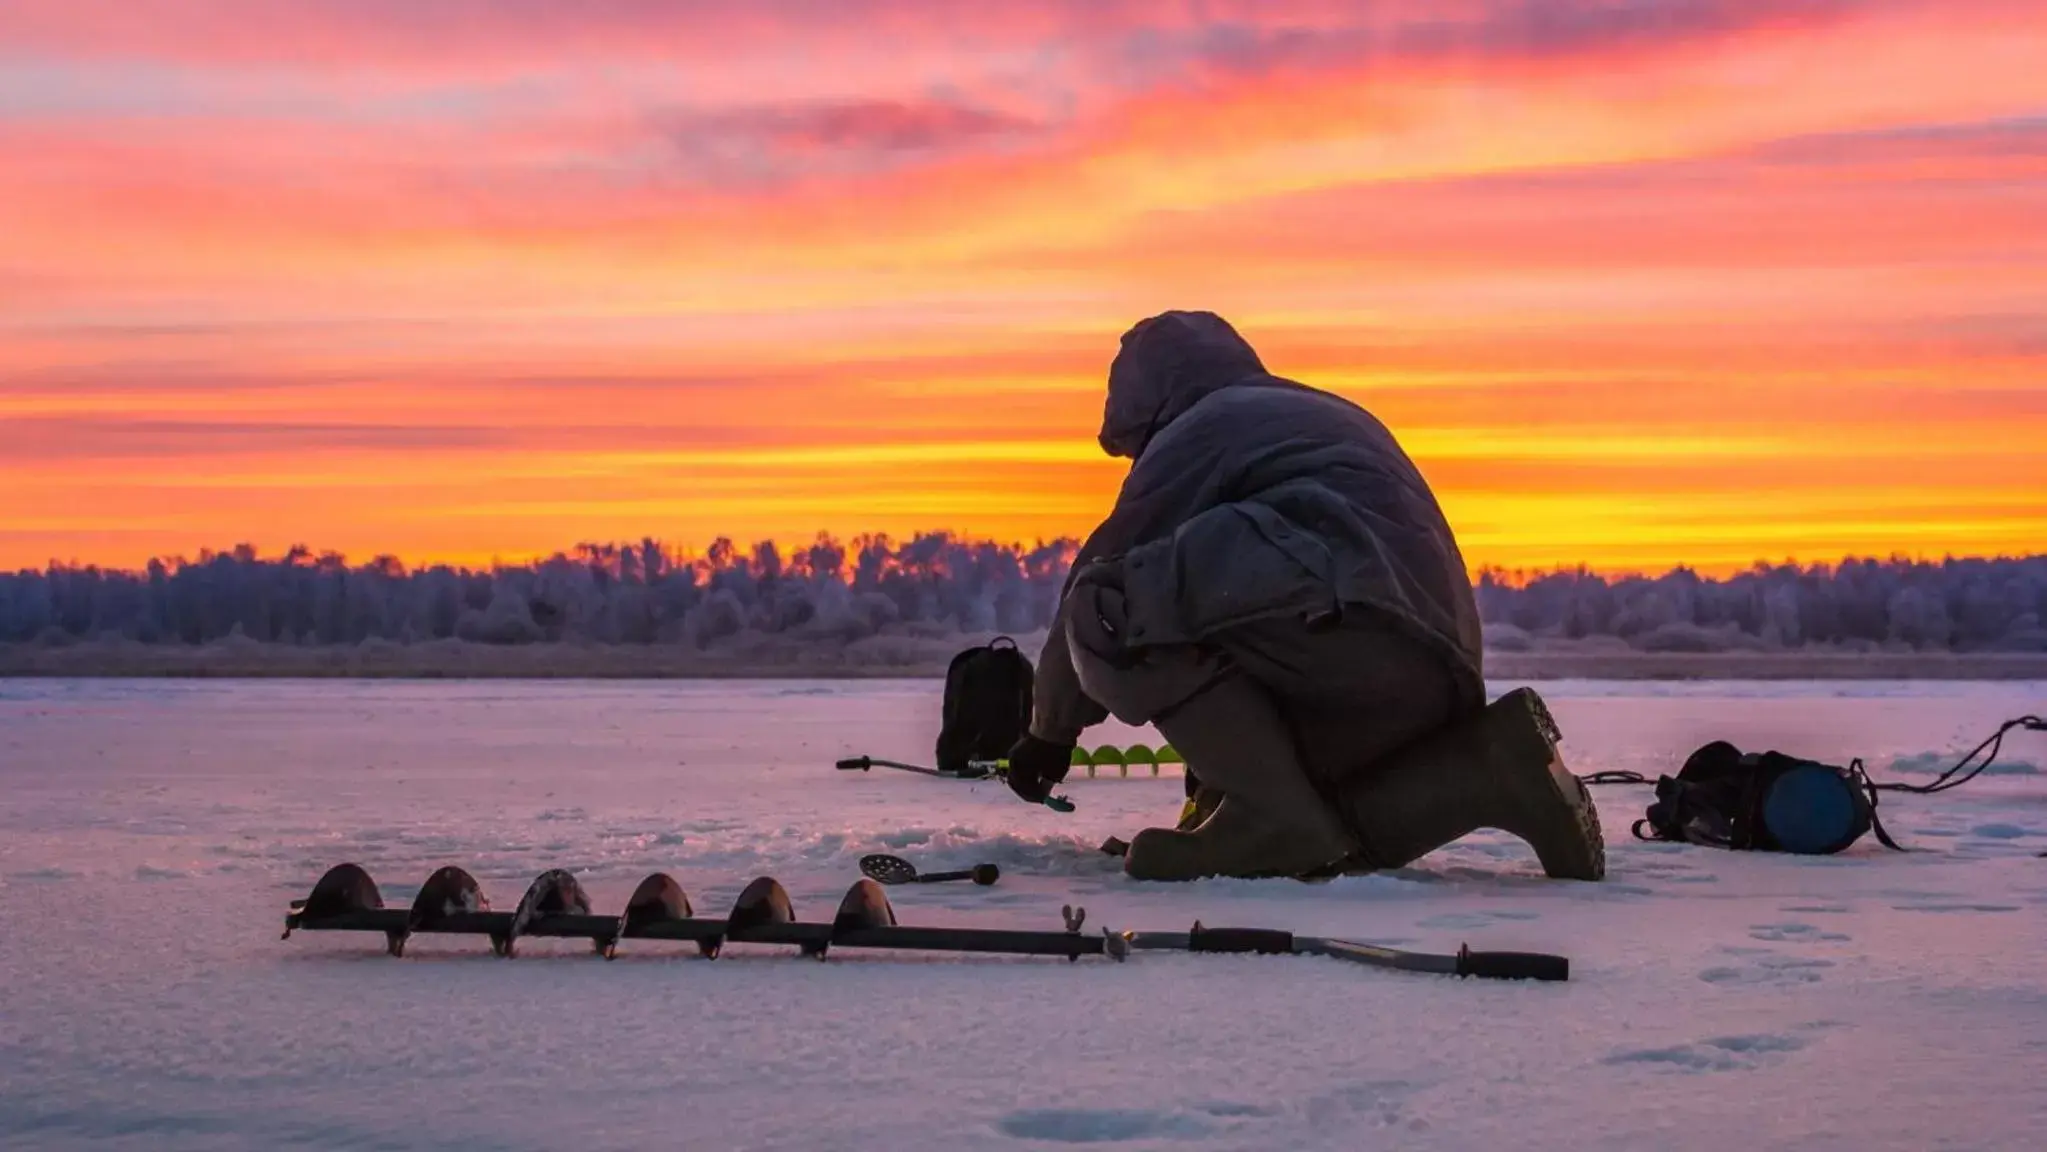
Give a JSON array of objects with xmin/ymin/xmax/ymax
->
[{"xmin": 0, "ymin": 2, "xmax": 1948, "ymax": 68}]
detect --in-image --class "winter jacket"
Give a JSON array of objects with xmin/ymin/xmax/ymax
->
[{"xmin": 1030, "ymin": 311, "xmax": 1485, "ymax": 744}]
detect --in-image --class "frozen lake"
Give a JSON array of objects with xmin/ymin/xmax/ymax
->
[{"xmin": 3, "ymin": 678, "xmax": 2044, "ymax": 1151}]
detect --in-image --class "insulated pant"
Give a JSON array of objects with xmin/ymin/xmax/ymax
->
[{"xmin": 1061, "ymin": 565, "xmax": 1472, "ymax": 830}]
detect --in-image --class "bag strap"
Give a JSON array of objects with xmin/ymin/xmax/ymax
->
[
  {"xmin": 1637, "ymin": 786, "xmax": 1739, "ymax": 849},
  {"xmin": 1839, "ymin": 758, "xmax": 1909, "ymax": 851},
  {"xmin": 1579, "ymin": 771, "xmax": 1661, "ymax": 845},
  {"xmin": 1867, "ymin": 715, "xmax": 2044, "ymax": 796},
  {"xmin": 1617, "ymin": 775, "xmax": 1736, "ymax": 848},
  {"xmin": 1580, "ymin": 771, "xmax": 1653, "ymax": 786},
  {"xmin": 1855, "ymin": 714, "xmax": 2044, "ymax": 851}
]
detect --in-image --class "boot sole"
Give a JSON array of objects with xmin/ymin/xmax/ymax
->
[
  {"xmin": 1516, "ymin": 690, "xmax": 1606, "ymax": 882},
  {"xmin": 1124, "ymin": 820, "xmax": 1352, "ymax": 883}
]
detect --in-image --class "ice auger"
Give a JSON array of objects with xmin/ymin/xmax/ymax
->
[{"xmin": 281, "ymin": 863, "xmax": 1569, "ymax": 980}]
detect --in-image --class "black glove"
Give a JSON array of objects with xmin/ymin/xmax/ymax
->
[{"xmin": 1005, "ymin": 733, "xmax": 1074, "ymax": 805}]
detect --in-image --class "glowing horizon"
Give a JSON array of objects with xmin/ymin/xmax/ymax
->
[{"xmin": 4, "ymin": 1, "xmax": 2045, "ymax": 576}]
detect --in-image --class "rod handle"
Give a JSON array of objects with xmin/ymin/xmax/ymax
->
[
  {"xmin": 1455, "ymin": 946, "xmax": 1569, "ymax": 982},
  {"xmin": 913, "ymin": 864, "xmax": 1002, "ymax": 886},
  {"xmin": 835, "ymin": 756, "xmax": 871, "ymax": 771}
]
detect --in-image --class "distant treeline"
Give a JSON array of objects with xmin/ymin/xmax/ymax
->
[
  {"xmin": 3, "ymin": 537, "xmax": 2044, "ymax": 653},
  {"xmin": 1475, "ymin": 556, "xmax": 2047, "ymax": 653},
  {"xmin": 1, "ymin": 535, "xmax": 1077, "ymax": 649}
]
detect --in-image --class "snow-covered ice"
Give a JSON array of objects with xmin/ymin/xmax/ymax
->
[{"xmin": 2, "ymin": 677, "xmax": 2044, "ymax": 1151}]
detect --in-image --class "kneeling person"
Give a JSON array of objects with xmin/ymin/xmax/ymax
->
[{"xmin": 1003, "ymin": 311, "xmax": 1604, "ymax": 883}]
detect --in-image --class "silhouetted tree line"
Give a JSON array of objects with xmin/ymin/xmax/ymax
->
[
  {"xmin": 3, "ymin": 539, "xmax": 2043, "ymax": 652},
  {"xmin": 1476, "ymin": 556, "xmax": 2047, "ymax": 653},
  {"xmin": 0, "ymin": 535, "xmax": 1077, "ymax": 648}
]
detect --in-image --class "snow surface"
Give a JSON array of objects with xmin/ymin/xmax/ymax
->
[{"xmin": 2, "ymin": 677, "xmax": 2044, "ymax": 1151}]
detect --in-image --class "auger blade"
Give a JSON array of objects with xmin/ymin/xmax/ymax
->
[
  {"xmin": 724, "ymin": 877, "xmax": 810, "ymax": 958},
  {"xmin": 619, "ymin": 872, "xmax": 707, "ymax": 958},
  {"xmin": 284, "ymin": 862, "xmax": 382, "ymax": 939},
  {"xmin": 507, "ymin": 869, "xmax": 595, "ymax": 959},
  {"xmin": 403, "ymin": 865, "xmax": 490, "ymax": 958},
  {"xmin": 832, "ymin": 879, "xmax": 897, "ymax": 936}
]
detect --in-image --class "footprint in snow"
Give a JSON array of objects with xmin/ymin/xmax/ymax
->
[
  {"xmin": 1875, "ymin": 887, "xmax": 1961, "ymax": 900},
  {"xmin": 1605, "ymin": 1032, "xmax": 1811, "ymax": 1073},
  {"xmin": 1193, "ymin": 1103, "xmax": 1280, "ymax": 1120},
  {"xmin": 1625, "ymin": 854, "xmax": 1716, "ymax": 880},
  {"xmin": 1415, "ymin": 909, "xmax": 1541, "ymax": 930},
  {"xmin": 1698, "ymin": 948, "xmax": 1834, "ymax": 986},
  {"xmin": 1748, "ymin": 922, "xmax": 1851, "ymax": 943},
  {"xmin": 1890, "ymin": 902, "xmax": 2021, "ymax": 913},
  {"xmin": 994, "ymin": 1108, "xmax": 1216, "ymax": 1143},
  {"xmin": 1303, "ymin": 1079, "xmax": 1429, "ymax": 1133}
]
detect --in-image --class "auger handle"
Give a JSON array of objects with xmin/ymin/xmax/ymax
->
[
  {"xmin": 914, "ymin": 864, "xmax": 1001, "ymax": 886},
  {"xmin": 1188, "ymin": 926, "xmax": 1294, "ymax": 954},
  {"xmin": 1454, "ymin": 946, "xmax": 1569, "ymax": 982}
]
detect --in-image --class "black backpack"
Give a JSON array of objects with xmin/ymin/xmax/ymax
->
[
  {"xmin": 935, "ymin": 637, "xmax": 1035, "ymax": 776},
  {"xmin": 1616, "ymin": 742, "xmax": 1897, "ymax": 855}
]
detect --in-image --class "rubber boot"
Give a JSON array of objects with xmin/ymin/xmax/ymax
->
[
  {"xmin": 1177, "ymin": 781, "xmax": 1223, "ymax": 831},
  {"xmin": 1338, "ymin": 687, "xmax": 1605, "ymax": 881},
  {"xmin": 1122, "ymin": 674, "xmax": 1360, "ymax": 881}
]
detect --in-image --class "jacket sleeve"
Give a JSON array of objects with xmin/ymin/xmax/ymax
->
[
  {"xmin": 1111, "ymin": 485, "xmax": 1347, "ymax": 648},
  {"xmin": 1026, "ymin": 515, "xmax": 1124, "ymax": 744},
  {"xmin": 1026, "ymin": 415, "xmax": 1236, "ymax": 743},
  {"xmin": 1026, "ymin": 601, "xmax": 1107, "ymax": 744}
]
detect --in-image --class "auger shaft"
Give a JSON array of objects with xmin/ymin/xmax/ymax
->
[{"xmin": 288, "ymin": 907, "xmax": 1104, "ymax": 960}]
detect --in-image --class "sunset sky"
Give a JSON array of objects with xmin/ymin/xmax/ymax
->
[{"xmin": 3, "ymin": 0, "xmax": 2045, "ymax": 575}]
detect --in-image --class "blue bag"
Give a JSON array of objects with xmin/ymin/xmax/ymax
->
[{"xmin": 1631, "ymin": 742, "xmax": 1898, "ymax": 855}]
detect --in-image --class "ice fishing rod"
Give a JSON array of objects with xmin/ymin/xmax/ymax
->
[
  {"xmin": 834, "ymin": 755, "xmax": 959, "ymax": 778},
  {"xmin": 838, "ymin": 744, "xmax": 1186, "ymax": 780},
  {"xmin": 835, "ymin": 754, "xmax": 1077, "ymax": 811},
  {"xmin": 281, "ymin": 863, "xmax": 1569, "ymax": 981}
]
